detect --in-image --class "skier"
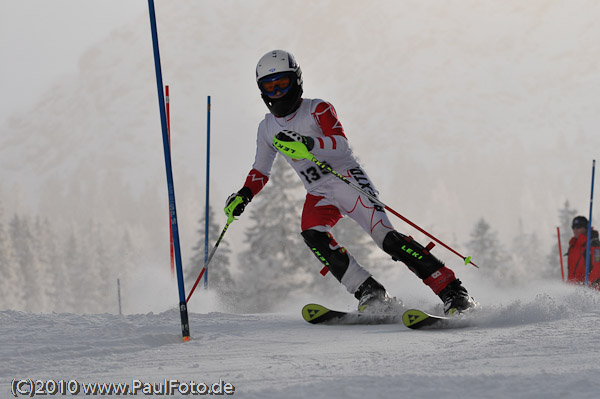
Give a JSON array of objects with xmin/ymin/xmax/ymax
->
[
  {"xmin": 225, "ymin": 49, "xmax": 477, "ymax": 315},
  {"xmin": 567, "ymin": 216, "xmax": 600, "ymax": 288}
]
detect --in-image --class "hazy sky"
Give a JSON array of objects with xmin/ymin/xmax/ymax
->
[
  {"xmin": 0, "ymin": 1, "xmax": 142, "ymax": 122},
  {"xmin": 1, "ymin": 0, "xmax": 599, "ymax": 265}
]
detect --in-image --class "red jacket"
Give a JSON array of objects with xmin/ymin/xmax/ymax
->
[{"xmin": 567, "ymin": 229, "xmax": 600, "ymax": 287}]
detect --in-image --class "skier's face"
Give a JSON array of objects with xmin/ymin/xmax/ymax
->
[
  {"xmin": 573, "ymin": 227, "xmax": 587, "ymax": 237},
  {"xmin": 259, "ymin": 74, "xmax": 292, "ymax": 99},
  {"xmin": 268, "ymin": 91, "xmax": 287, "ymax": 99}
]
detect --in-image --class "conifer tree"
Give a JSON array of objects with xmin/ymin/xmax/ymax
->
[
  {"xmin": 547, "ymin": 200, "xmax": 577, "ymax": 280},
  {"xmin": 10, "ymin": 215, "xmax": 44, "ymax": 311},
  {"xmin": 235, "ymin": 156, "xmax": 315, "ymax": 312},
  {"xmin": 115, "ymin": 229, "xmax": 136, "ymax": 314},
  {"xmin": 63, "ymin": 231, "xmax": 84, "ymax": 313},
  {"xmin": 88, "ymin": 221, "xmax": 112, "ymax": 313},
  {"xmin": 0, "ymin": 206, "xmax": 23, "ymax": 310},
  {"xmin": 511, "ymin": 219, "xmax": 543, "ymax": 282},
  {"xmin": 32, "ymin": 217, "xmax": 60, "ymax": 312},
  {"xmin": 186, "ymin": 205, "xmax": 234, "ymax": 294},
  {"xmin": 71, "ymin": 222, "xmax": 96, "ymax": 313},
  {"xmin": 466, "ymin": 218, "xmax": 512, "ymax": 282},
  {"xmin": 332, "ymin": 217, "xmax": 384, "ymax": 276}
]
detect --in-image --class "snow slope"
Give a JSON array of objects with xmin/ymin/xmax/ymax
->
[{"xmin": 2, "ymin": 281, "xmax": 600, "ymax": 399}]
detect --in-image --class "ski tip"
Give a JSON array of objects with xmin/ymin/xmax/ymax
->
[
  {"xmin": 301, "ymin": 303, "xmax": 331, "ymax": 324},
  {"xmin": 402, "ymin": 309, "xmax": 450, "ymax": 329}
]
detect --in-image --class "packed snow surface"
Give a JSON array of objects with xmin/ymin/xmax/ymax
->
[{"xmin": 2, "ymin": 281, "xmax": 600, "ymax": 399}]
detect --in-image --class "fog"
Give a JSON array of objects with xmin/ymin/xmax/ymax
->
[
  {"xmin": 1, "ymin": 0, "xmax": 599, "ymax": 312},
  {"xmin": 0, "ymin": 1, "xmax": 141, "ymax": 120}
]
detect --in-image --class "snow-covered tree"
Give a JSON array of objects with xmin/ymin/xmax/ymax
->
[
  {"xmin": 186, "ymin": 205, "xmax": 234, "ymax": 295},
  {"xmin": 72, "ymin": 221, "xmax": 133, "ymax": 314},
  {"xmin": 88, "ymin": 222, "xmax": 115, "ymax": 313},
  {"xmin": 0, "ymin": 207, "xmax": 23, "ymax": 310},
  {"xmin": 32, "ymin": 217, "xmax": 61, "ymax": 312},
  {"xmin": 511, "ymin": 219, "xmax": 544, "ymax": 282},
  {"xmin": 114, "ymin": 229, "xmax": 136, "ymax": 314},
  {"xmin": 62, "ymin": 231, "xmax": 86, "ymax": 313},
  {"xmin": 10, "ymin": 215, "xmax": 45, "ymax": 311},
  {"xmin": 558, "ymin": 200, "xmax": 578, "ymax": 234},
  {"xmin": 466, "ymin": 218, "xmax": 512, "ymax": 283},
  {"xmin": 234, "ymin": 156, "xmax": 316, "ymax": 312},
  {"xmin": 546, "ymin": 200, "xmax": 577, "ymax": 280},
  {"xmin": 331, "ymin": 217, "xmax": 384, "ymax": 276}
]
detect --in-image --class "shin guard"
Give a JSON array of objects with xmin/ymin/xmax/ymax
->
[
  {"xmin": 301, "ymin": 229, "xmax": 370, "ymax": 293},
  {"xmin": 382, "ymin": 231, "xmax": 455, "ymax": 293}
]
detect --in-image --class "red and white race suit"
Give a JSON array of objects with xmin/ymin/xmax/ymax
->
[{"xmin": 240, "ymin": 98, "xmax": 395, "ymax": 292}]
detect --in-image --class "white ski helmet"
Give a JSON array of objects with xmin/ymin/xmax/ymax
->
[{"xmin": 256, "ymin": 50, "xmax": 303, "ymax": 117}]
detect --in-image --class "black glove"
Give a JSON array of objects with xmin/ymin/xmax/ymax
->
[
  {"xmin": 224, "ymin": 187, "xmax": 253, "ymax": 218},
  {"xmin": 275, "ymin": 130, "xmax": 314, "ymax": 151}
]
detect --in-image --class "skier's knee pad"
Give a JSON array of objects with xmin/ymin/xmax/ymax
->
[
  {"xmin": 382, "ymin": 231, "xmax": 444, "ymax": 279},
  {"xmin": 301, "ymin": 229, "xmax": 349, "ymax": 282}
]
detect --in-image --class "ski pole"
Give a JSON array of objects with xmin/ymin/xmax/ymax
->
[
  {"xmin": 312, "ymin": 158, "xmax": 478, "ymax": 268},
  {"xmin": 186, "ymin": 197, "xmax": 242, "ymax": 302},
  {"xmin": 272, "ymin": 136, "xmax": 477, "ymax": 267}
]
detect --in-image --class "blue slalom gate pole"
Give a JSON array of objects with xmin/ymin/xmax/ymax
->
[
  {"xmin": 585, "ymin": 159, "xmax": 596, "ymax": 286},
  {"xmin": 204, "ymin": 96, "xmax": 211, "ymax": 289},
  {"xmin": 147, "ymin": 0, "xmax": 190, "ymax": 342}
]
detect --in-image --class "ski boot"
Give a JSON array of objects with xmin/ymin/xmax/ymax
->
[
  {"xmin": 355, "ymin": 277, "xmax": 403, "ymax": 313},
  {"xmin": 438, "ymin": 279, "xmax": 478, "ymax": 316}
]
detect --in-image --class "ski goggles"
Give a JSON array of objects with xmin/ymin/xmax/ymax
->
[{"xmin": 259, "ymin": 73, "xmax": 293, "ymax": 96}]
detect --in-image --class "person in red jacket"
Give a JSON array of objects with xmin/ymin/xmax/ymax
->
[{"xmin": 567, "ymin": 216, "xmax": 600, "ymax": 288}]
